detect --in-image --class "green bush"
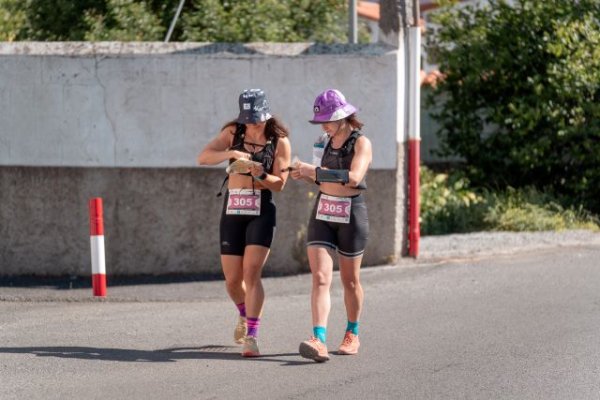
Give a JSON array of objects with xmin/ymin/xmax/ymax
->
[
  {"xmin": 420, "ymin": 167, "xmax": 487, "ymax": 235},
  {"xmin": 181, "ymin": 0, "xmax": 348, "ymax": 43},
  {"xmin": 0, "ymin": 0, "xmax": 360, "ymax": 43},
  {"xmin": 84, "ymin": 0, "xmax": 164, "ymax": 41},
  {"xmin": 483, "ymin": 187, "xmax": 599, "ymax": 232},
  {"xmin": 20, "ymin": 0, "xmax": 107, "ymax": 40},
  {"xmin": 0, "ymin": 0, "xmax": 26, "ymax": 41},
  {"xmin": 421, "ymin": 166, "xmax": 599, "ymax": 235},
  {"xmin": 427, "ymin": 0, "xmax": 600, "ymax": 214}
]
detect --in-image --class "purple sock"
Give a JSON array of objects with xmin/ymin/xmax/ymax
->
[
  {"xmin": 236, "ymin": 303, "xmax": 246, "ymax": 318},
  {"xmin": 246, "ymin": 317, "xmax": 260, "ymax": 337}
]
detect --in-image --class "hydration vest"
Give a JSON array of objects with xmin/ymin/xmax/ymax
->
[
  {"xmin": 217, "ymin": 123, "xmax": 278, "ymax": 196},
  {"xmin": 228, "ymin": 123, "xmax": 278, "ymax": 174},
  {"xmin": 320, "ymin": 130, "xmax": 367, "ymax": 190}
]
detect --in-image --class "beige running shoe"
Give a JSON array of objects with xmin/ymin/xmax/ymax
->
[
  {"xmin": 338, "ymin": 331, "xmax": 360, "ymax": 355},
  {"xmin": 241, "ymin": 336, "xmax": 260, "ymax": 357},
  {"xmin": 234, "ymin": 316, "xmax": 247, "ymax": 344},
  {"xmin": 299, "ymin": 337, "xmax": 330, "ymax": 363}
]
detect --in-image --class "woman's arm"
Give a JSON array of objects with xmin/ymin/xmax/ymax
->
[
  {"xmin": 249, "ymin": 136, "xmax": 291, "ymax": 192},
  {"xmin": 197, "ymin": 126, "xmax": 250, "ymax": 165},
  {"xmin": 347, "ymin": 136, "xmax": 372, "ymax": 187}
]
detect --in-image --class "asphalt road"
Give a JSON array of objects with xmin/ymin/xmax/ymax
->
[{"xmin": 1, "ymin": 244, "xmax": 600, "ymax": 399}]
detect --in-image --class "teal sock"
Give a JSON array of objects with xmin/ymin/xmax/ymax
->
[
  {"xmin": 346, "ymin": 321, "xmax": 359, "ymax": 335},
  {"xmin": 313, "ymin": 326, "xmax": 327, "ymax": 343}
]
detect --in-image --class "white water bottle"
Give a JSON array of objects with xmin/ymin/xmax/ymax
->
[{"xmin": 312, "ymin": 133, "xmax": 328, "ymax": 166}]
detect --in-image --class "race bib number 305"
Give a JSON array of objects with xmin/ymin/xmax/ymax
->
[
  {"xmin": 316, "ymin": 194, "xmax": 351, "ymax": 224},
  {"xmin": 226, "ymin": 189, "xmax": 261, "ymax": 215}
]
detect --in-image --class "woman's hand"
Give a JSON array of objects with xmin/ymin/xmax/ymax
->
[
  {"xmin": 290, "ymin": 161, "xmax": 315, "ymax": 181},
  {"xmin": 250, "ymin": 163, "xmax": 265, "ymax": 178},
  {"xmin": 229, "ymin": 150, "xmax": 251, "ymax": 160},
  {"xmin": 289, "ymin": 159, "xmax": 303, "ymax": 180}
]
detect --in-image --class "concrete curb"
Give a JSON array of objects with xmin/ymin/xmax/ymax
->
[{"xmin": 1, "ymin": 230, "xmax": 598, "ymax": 303}]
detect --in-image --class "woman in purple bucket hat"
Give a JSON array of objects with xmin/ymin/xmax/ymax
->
[{"xmin": 291, "ymin": 89, "xmax": 372, "ymax": 362}]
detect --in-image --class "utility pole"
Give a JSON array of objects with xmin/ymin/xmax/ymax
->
[
  {"xmin": 406, "ymin": 0, "xmax": 421, "ymax": 258},
  {"xmin": 379, "ymin": 0, "xmax": 421, "ymax": 258}
]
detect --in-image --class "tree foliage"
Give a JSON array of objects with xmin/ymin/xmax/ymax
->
[
  {"xmin": 181, "ymin": 0, "xmax": 347, "ymax": 43},
  {"xmin": 21, "ymin": 0, "xmax": 107, "ymax": 40},
  {"xmin": 0, "ymin": 0, "xmax": 351, "ymax": 43},
  {"xmin": 427, "ymin": 0, "xmax": 600, "ymax": 213},
  {"xmin": 84, "ymin": 0, "xmax": 164, "ymax": 41},
  {"xmin": 0, "ymin": 0, "xmax": 26, "ymax": 41}
]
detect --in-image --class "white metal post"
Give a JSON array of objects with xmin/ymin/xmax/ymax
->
[
  {"xmin": 164, "ymin": 0, "xmax": 186, "ymax": 43},
  {"xmin": 349, "ymin": 0, "xmax": 358, "ymax": 43}
]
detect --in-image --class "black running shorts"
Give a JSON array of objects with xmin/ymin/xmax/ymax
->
[
  {"xmin": 306, "ymin": 192, "xmax": 369, "ymax": 258},
  {"xmin": 220, "ymin": 189, "xmax": 276, "ymax": 256}
]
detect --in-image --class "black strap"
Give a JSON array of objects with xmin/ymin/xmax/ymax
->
[
  {"xmin": 218, "ymin": 124, "xmax": 245, "ymax": 197},
  {"xmin": 324, "ymin": 130, "xmax": 359, "ymax": 170},
  {"xmin": 216, "ymin": 175, "xmax": 228, "ymax": 197},
  {"xmin": 323, "ymin": 129, "xmax": 360, "ymax": 156},
  {"xmin": 229, "ymin": 123, "xmax": 247, "ymax": 153},
  {"xmin": 342, "ymin": 130, "xmax": 361, "ymax": 156}
]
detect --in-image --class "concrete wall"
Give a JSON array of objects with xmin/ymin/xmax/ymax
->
[{"xmin": 0, "ymin": 42, "xmax": 406, "ymax": 277}]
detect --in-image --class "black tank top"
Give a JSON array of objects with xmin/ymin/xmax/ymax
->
[
  {"xmin": 321, "ymin": 130, "xmax": 367, "ymax": 190},
  {"xmin": 229, "ymin": 123, "xmax": 278, "ymax": 174}
]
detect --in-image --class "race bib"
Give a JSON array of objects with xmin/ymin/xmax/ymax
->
[
  {"xmin": 316, "ymin": 194, "xmax": 351, "ymax": 224},
  {"xmin": 226, "ymin": 189, "xmax": 261, "ymax": 215}
]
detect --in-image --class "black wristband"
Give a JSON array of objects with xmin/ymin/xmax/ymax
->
[
  {"xmin": 315, "ymin": 167, "xmax": 320, "ymax": 185},
  {"xmin": 315, "ymin": 167, "xmax": 350, "ymax": 184},
  {"xmin": 254, "ymin": 172, "xmax": 268, "ymax": 181}
]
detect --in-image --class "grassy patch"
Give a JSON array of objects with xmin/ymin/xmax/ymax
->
[{"xmin": 421, "ymin": 167, "xmax": 600, "ymax": 235}]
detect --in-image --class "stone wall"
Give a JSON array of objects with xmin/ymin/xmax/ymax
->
[{"xmin": 0, "ymin": 42, "xmax": 407, "ymax": 276}]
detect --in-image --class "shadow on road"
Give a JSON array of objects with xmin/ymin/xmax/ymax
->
[{"xmin": 0, "ymin": 345, "xmax": 313, "ymax": 366}]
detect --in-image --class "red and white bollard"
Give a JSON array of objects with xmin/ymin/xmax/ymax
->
[
  {"xmin": 89, "ymin": 198, "xmax": 107, "ymax": 297},
  {"xmin": 408, "ymin": 139, "xmax": 420, "ymax": 257}
]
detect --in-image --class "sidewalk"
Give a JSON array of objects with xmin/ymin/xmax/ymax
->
[{"xmin": 418, "ymin": 229, "xmax": 600, "ymax": 261}]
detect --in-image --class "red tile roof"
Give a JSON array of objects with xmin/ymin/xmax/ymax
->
[
  {"xmin": 357, "ymin": 0, "xmax": 469, "ymax": 21},
  {"xmin": 357, "ymin": 1, "xmax": 380, "ymax": 22}
]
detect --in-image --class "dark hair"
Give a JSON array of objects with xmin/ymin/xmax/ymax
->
[
  {"xmin": 222, "ymin": 117, "xmax": 289, "ymax": 139},
  {"xmin": 346, "ymin": 114, "xmax": 364, "ymax": 130}
]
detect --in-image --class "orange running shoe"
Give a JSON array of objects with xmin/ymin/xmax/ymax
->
[
  {"xmin": 241, "ymin": 336, "xmax": 260, "ymax": 357},
  {"xmin": 338, "ymin": 331, "xmax": 360, "ymax": 355},
  {"xmin": 299, "ymin": 337, "xmax": 330, "ymax": 363}
]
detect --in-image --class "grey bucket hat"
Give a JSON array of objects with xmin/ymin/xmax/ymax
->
[{"xmin": 237, "ymin": 89, "xmax": 272, "ymax": 124}]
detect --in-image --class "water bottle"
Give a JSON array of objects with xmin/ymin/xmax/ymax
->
[{"xmin": 312, "ymin": 133, "xmax": 328, "ymax": 166}]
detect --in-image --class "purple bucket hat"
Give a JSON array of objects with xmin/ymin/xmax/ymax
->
[{"xmin": 309, "ymin": 89, "xmax": 357, "ymax": 124}]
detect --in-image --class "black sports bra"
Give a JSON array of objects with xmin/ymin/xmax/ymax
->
[
  {"xmin": 321, "ymin": 130, "xmax": 367, "ymax": 190},
  {"xmin": 229, "ymin": 123, "xmax": 277, "ymax": 174}
]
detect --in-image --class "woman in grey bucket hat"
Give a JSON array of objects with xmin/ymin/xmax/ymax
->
[
  {"xmin": 197, "ymin": 89, "xmax": 292, "ymax": 358},
  {"xmin": 237, "ymin": 89, "xmax": 272, "ymax": 124},
  {"xmin": 291, "ymin": 89, "xmax": 372, "ymax": 362}
]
